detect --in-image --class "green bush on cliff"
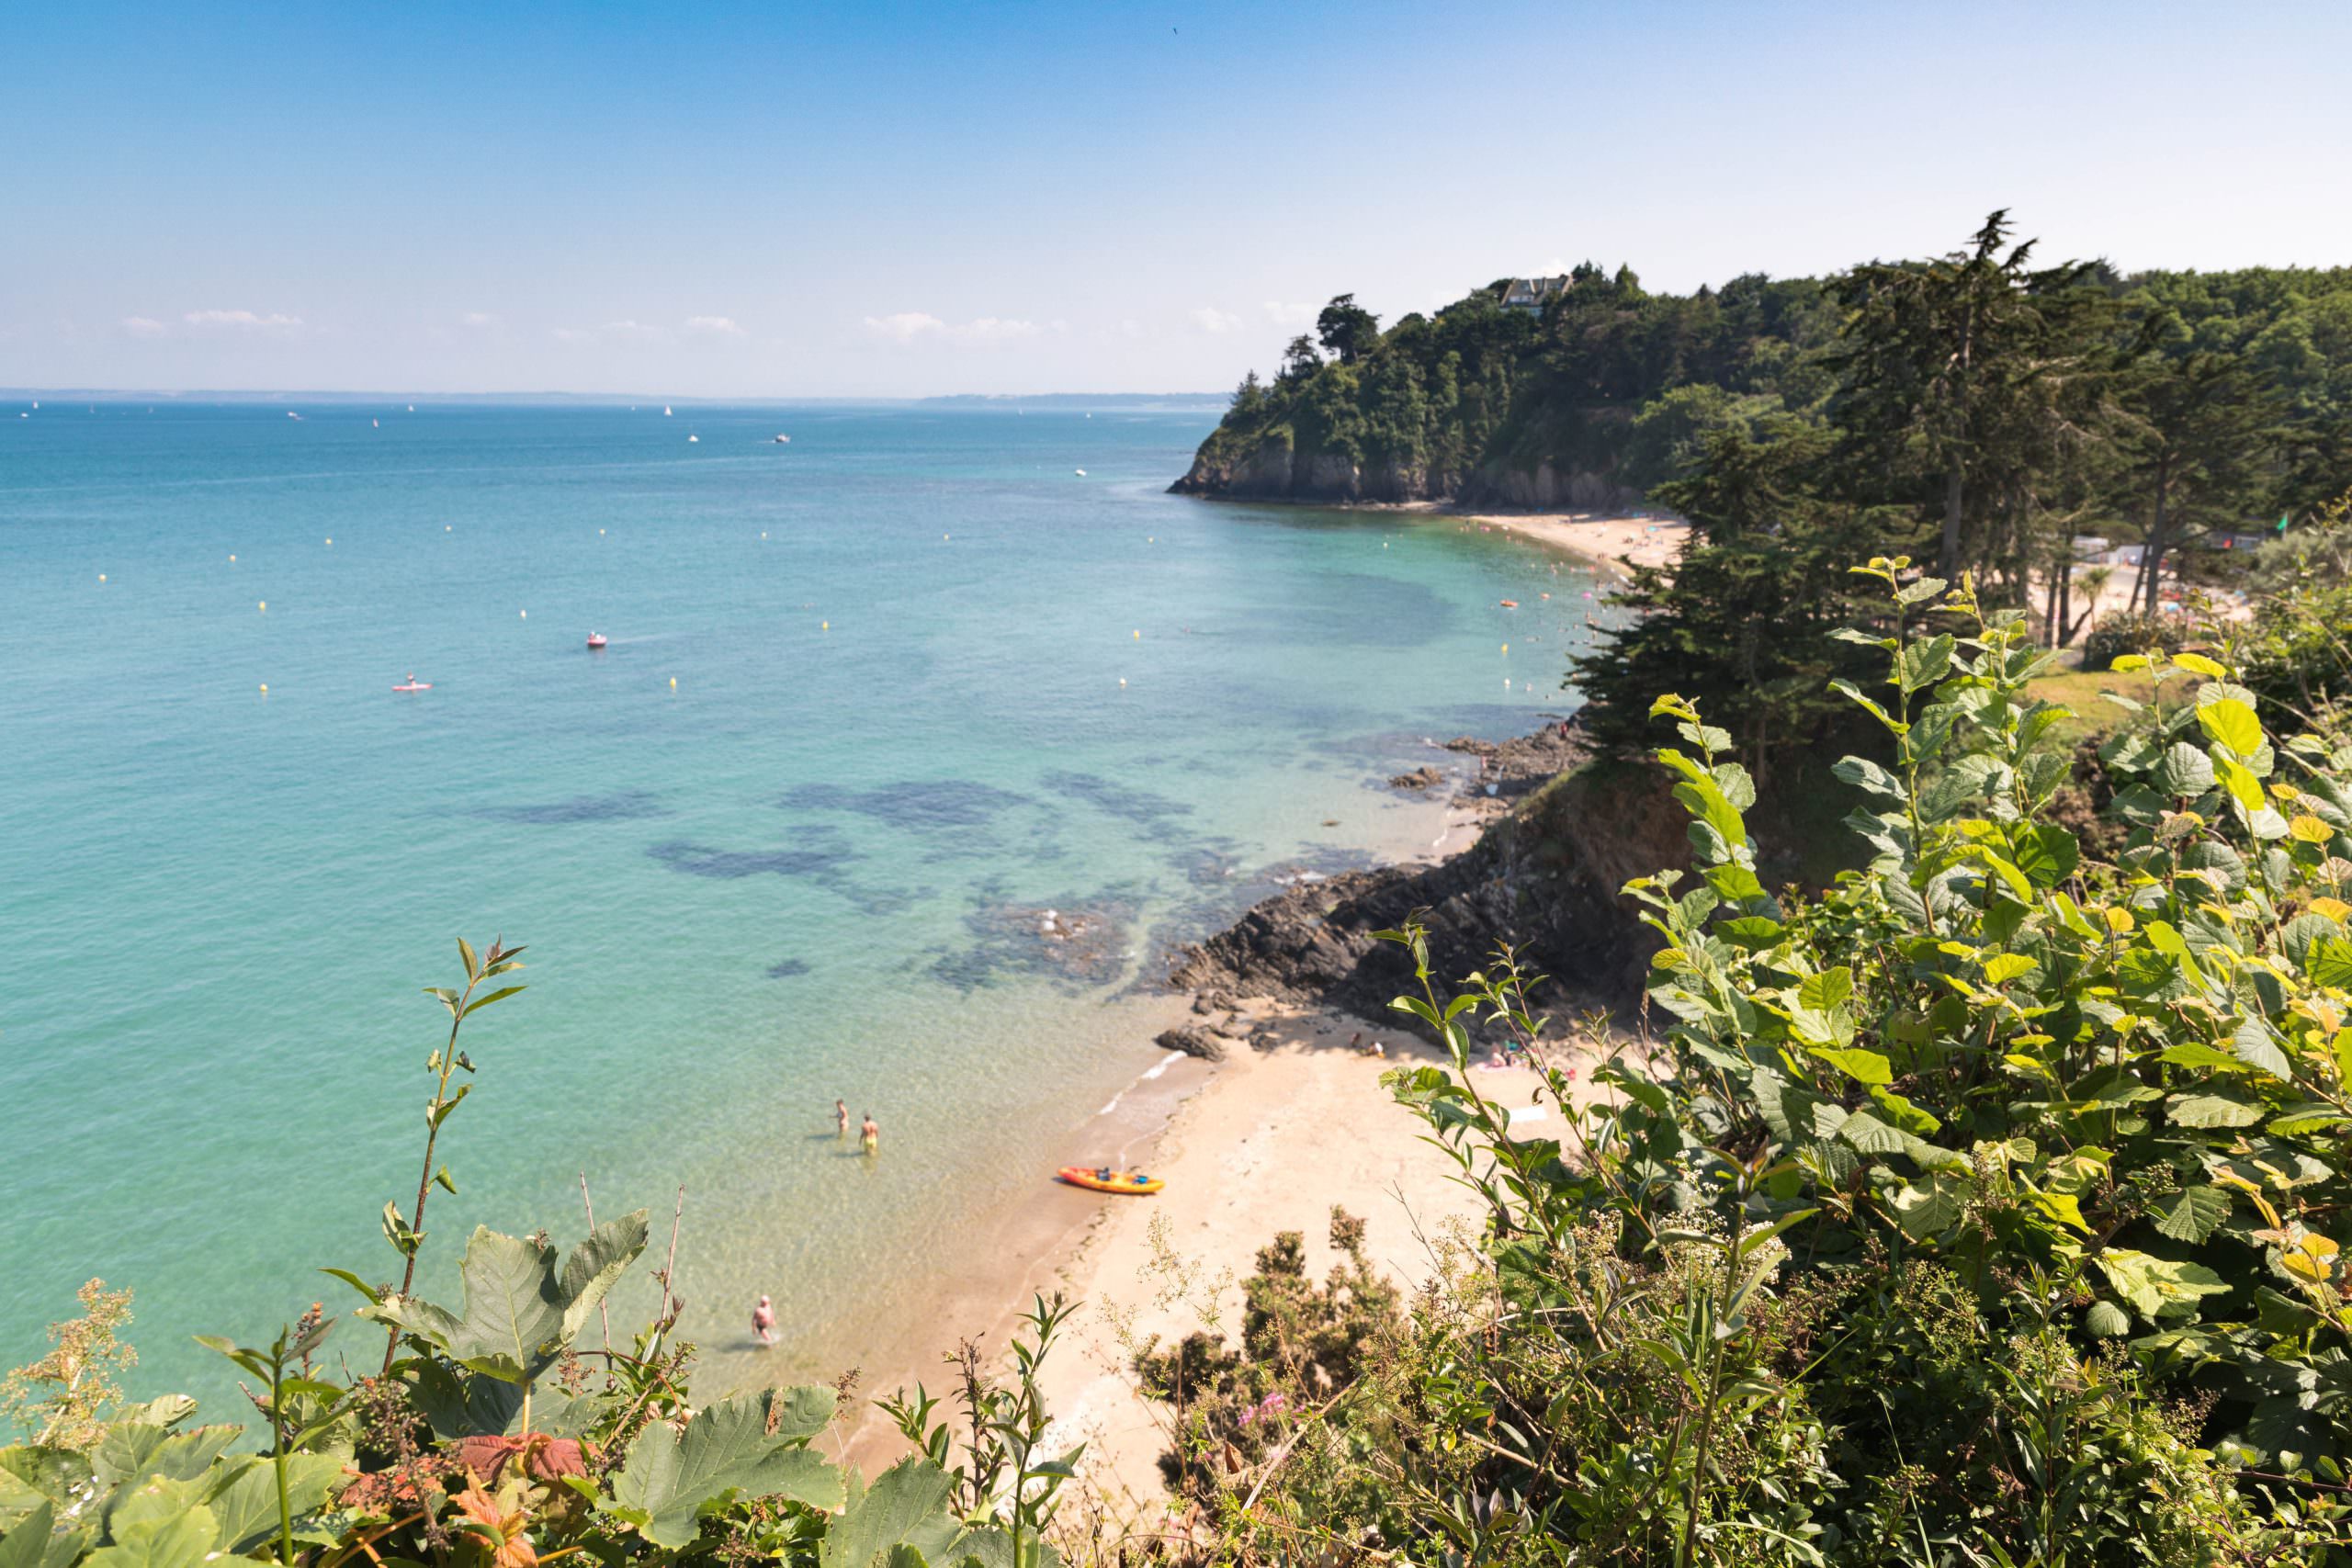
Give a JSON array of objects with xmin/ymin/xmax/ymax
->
[{"xmin": 1179, "ymin": 560, "xmax": 2352, "ymax": 1562}]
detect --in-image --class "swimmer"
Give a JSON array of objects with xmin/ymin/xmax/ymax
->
[
  {"xmin": 835, "ymin": 1099, "xmax": 849, "ymax": 1136},
  {"xmin": 861, "ymin": 1112, "xmax": 879, "ymax": 1155},
  {"xmin": 752, "ymin": 1294, "xmax": 778, "ymax": 1347}
]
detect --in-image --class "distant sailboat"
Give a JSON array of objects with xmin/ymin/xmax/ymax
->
[
  {"xmin": 372, "ymin": 418, "xmax": 379, "ymax": 428},
  {"xmin": 664, "ymin": 406, "xmax": 673, "ymax": 416},
  {"xmin": 688, "ymin": 434, "xmax": 699, "ymax": 443}
]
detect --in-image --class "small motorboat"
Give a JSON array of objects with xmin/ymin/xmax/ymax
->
[
  {"xmin": 1073, "ymin": 468, "xmax": 1087, "ymax": 477},
  {"xmin": 392, "ymin": 675, "xmax": 433, "ymax": 692},
  {"xmin": 586, "ymin": 633, "xmax": 608, "ymax": 649},
  {"xmin": 1499, "ymin": 600, "xmax": 1519, "ymax": 608},
  {"xmin": 687, "ymin": 434, "xmax": 699, "ymax": 444},
  {"xmin": 1058, "ymin": 1167, "xmax": 1163, "ymax": 1195},
  {"xmin": 773, "ymin": 434, "xmax": 791, "ymax": 444}
]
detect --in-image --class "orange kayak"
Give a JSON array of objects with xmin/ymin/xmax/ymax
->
[{"xmin": 1058, "ymin": 1167, "xmax": 1163, "ymax": 1195}]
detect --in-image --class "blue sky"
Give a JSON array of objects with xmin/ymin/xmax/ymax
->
[{"xmin": 7, "ymin": 0, "xmax": 2347, "ymax": 397}]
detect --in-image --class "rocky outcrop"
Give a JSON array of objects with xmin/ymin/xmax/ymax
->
[
  {"xmin": 1170, "ymin": 437, "xmax": 1637, "ymax": 513},
  {"xmin": 1169, "ymin": 437, "xmax": 1458, "ymax": 504},
  {"xmin": 1169, "ymin": 721, "xmax": 1690, "ymax": 1036},
  {"xmin": 1155, "ymin": 1025, "xmax": 1227, "ymax": 1062},
  {"xmin": 1387, "ymin": 765, "xmax": 1443, "ymax": 791}
]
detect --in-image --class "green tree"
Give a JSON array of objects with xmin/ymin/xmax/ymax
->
[{"xmin": 1314, "ymin": 293, "xmax": 1380, "ymax": 365}]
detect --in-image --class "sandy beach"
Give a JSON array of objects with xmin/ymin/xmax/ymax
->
[{"xmin": 1453, "ymin": 510, "xmax": 1691, "ymax": 576}]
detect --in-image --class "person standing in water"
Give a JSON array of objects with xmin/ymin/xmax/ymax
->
[
  {"xmin": 860, "ymin": 1111, "xmax": 879, "ymax": 1155},
  {"xmin": 752, "ymin": 1294, "xmax": 778, "ymax": 1347},
  {"xmin": 835, "ymin": 1099, "xmax": 849, "ymax": 1136}
]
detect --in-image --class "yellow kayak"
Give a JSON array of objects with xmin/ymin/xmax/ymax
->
[{"xmin": 1058, "ymin": 1166, "xmax": 1163, "ymax": 1195}]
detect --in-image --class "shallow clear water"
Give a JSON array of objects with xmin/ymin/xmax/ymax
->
[{"xmin": 0, "ymin": 400, "xmax": 1608, "ymax": 1408}]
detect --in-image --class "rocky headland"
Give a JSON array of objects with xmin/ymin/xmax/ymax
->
[{"xmin": 1164, "ymin": 718, "xmax": 1689, "ymax": 1040}]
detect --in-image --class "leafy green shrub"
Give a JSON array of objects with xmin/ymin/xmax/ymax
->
[
  {"xmin": 1130, "ymin": 1208, "xmax": 1398, "ymax": 1508},
  {"xmin": 1193, "ymin": 559, "xmax": 2352, "ymax": 1563},
  {"xmin": 2081, "ymin": 610, "xmax": 2186, "ymax": 671}
]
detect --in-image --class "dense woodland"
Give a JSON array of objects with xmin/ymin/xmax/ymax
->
[{"xmin": 1193, "ymin": 215, "xmax": 2352, "ymax": 771}]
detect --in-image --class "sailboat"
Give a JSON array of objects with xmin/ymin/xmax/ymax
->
[{"xmin": 663, "ymin": 406, "xmax": 673, "ymax": 416}]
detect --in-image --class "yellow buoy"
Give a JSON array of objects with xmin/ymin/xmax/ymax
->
[
  {"xmin": 445, "ymin": 524, "xmax": 452, "ymax": 532},
  {"xmin": 519, "ymin": 609, "xmax": 527, "ymax": 618},
  {"xmin": 98, "ymin": 573, "xmax": 107, "ymax": 582},
  {"xmin": 1133, "ymin": 629, "xmax": 1141, "ymax": 639},
  {"xmin": 324, "ymin": 537, "xmax": 332, "ymax": 546},
  {"xmin": 670, "ymin": 677, "xmax": 677, "ymax": 689},
  {"xmin": 259, "ymin": 683, "xmax": 268, "ymax": 694},
  {"xmin": 943, "ymin": 533, "xmax": 950, "ymax": 540},
  {"xmin": 821, "ymin": 620, "xmax": 830, "ymax": 630},
  {"xmin": 1119, "ymin": 678, "xmax": 1127, "ymax": 687},
  {"xmin": 229, "ymin": 554, "xmax": 236, "ymax": 562},
  {"xmin": 598, "ymin": 527, "xmax": 605, "ymax": 536},
  {"xmin": 1501, "ymin": 643, "xmax": 1509, "ymax": 654},
  {"xmin": 258, "ymin": 600, "xmax": 266, "ymax": 611}
]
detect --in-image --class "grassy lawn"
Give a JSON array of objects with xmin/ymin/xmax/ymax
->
[{"xmin": 2027, "ymin": 665, "xmax": 2162, "ymax": 744}]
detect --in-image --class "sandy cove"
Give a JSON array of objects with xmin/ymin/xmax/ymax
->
[{"xmin": 1448, "ymin": 509, "xmax": 1690, "ymax": 577}]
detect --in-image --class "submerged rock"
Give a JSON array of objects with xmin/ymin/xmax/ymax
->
[{"xmin": 1387, "ymin": 764, "xmax": 1444, "ymax": 791}]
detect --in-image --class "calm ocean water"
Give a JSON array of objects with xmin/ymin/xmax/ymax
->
[{"xmin": 0, "ymin": 400, "xmax": 1607, "ymax": 1408}]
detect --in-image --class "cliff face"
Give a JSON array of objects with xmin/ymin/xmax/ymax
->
[
  {"xmin": 1170, "ymin": 434, "xmax": 1636, "ymax": 512},
  {"xmin": 1168, "ymin": 729, "xmax": 1690, "ymax": 1032},
  {"xmin": 1169, "ymin": 436, "xmax": 1460, "ymax": 504}
]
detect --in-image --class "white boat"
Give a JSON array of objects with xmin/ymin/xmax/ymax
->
[
  {"xmin": 663, "ymin": 406, "xmax": 673, "ymax": 416},
  {"xmin": 688, "ymin": 434, "xmax": 699, "ymax": 443},
  {"xmin": 773, "ymin": 434, "xmax": 791, "ymax": 444},
  {"xmin": 1074, "ymin": 468, "xmax": 1087, "ymax": 477}
]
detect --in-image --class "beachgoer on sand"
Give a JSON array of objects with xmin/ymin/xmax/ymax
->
[
  {"xmin": 752, "ymin": 1294, "xmax": 778, "ymax": 1347},
  {"xmin": 861, "ymin": 1112, "xmax": 879, "ymax": 1154}
]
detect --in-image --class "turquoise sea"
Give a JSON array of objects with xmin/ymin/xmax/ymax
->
[{"xmin": 0, "ymin": 400, "xmax": 1608, "ymax": 1411}]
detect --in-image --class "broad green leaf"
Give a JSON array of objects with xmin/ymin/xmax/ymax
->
[
  {"xmin": 2174, "ymin": 651, "xmax": 2229, "ymax": 681},
  {"xmin": 2310, "ymin": 937, "xmax": 2352, "ymax": 988},
  {"xmin": 2168, "ymin": 1092, "xmax": 2266, "ymax": 1128},
  {"xmin": 203, "ymin": 1454, "xmax": 345, "ymax": 1556},
  {"xmin": 0, "ymin": 1502, "xmax": 90, "ymax": 1568},
  {"xmin": 2233, "ymin": 1018, "xmax": 2293, "ymax": 1080},
  {"xmin": 1983, "ymin": 953, "xmax": 2036, "ymax": 987},
  {"xmin": 2154, "ymin": 1186, "xmax": 2232, "ymax": 1243},
  {"xmin": 818, "ymin": 1457, "xmax": 964, "ymax": 1568},
  {"xmin": 1868, "ymin": 1087, "xmax": 1941, "ymax": 1135},
  {"xmin": 613, "ymin": 1390, "xmax": 844, "ymax": 1548},
  {"xmin": 376, "ymin": 1213, "xmax": 647, "ymax": 1382},
  {"xmin": 2199, "ymin": 695, "xmax": 2263, "ymax": 757},
  {"xmin": 1890, "ymin": 1173, "xmax": 1970, "ymax": 1239},
  {"xmin": 2012, "ymin": 825, "xmax": 2080, "ymax": 888},
  {"xmin": 2096, "ymin": 1249, "xmax": 2233, "ymax": 1320},
  {"xmin": 1810, "ymin": 1046, "xmax": 1892, "ymax": 1087},
  {"xmin": 1831, "ymin": 755, "xmax": 1905, "ymax": 801},
  {"xmin": 2156, "ymin": 741, "xmax": 2215, "ymax": 798},
  {"xmin": 85, "ymin": 1505, "xmax": 217, "ymax": 1568},
  {"xmin": 2084, "ymin": 1300, "xmax": 2132, "ymax": 1337},
  {"xmin": 1797, "ymin": 967, "xmax": 1853, "ymax": 1014},
  {"xmin": 0, "ymin": 1450, "xmax": 90, "ymax": 1510}
]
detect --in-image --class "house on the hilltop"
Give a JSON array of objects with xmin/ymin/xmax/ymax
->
[{"xmin": 1498, "ymin": 276, "xmax": 1572, "ymax": 313}]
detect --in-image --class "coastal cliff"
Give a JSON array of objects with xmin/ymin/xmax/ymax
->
[
  {"xmin": 1169, "ymin": 724, "xmax": 1690, "ymax": 1031},
  {"xmin": 1168, "ymin": 432, "xmax": 1635, "ymax": 511}
]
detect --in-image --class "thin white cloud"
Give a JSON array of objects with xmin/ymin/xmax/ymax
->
[
  {"xmin": 864, "ymin": 311, "xmax": 1036, "ymax": 347},
  {"xmin": 1191, "ymin": 306, "xmax": 1242, "ymax": 335},
  {"xmin": 460, "ymin": 311, "xmax": 497, "ymax": 327},
  {"xmin": 184, "ymin": 309, "xmax": 302, "ymax": 330},
  {"xmin": 121, "ymin": 316, "xmax": 168, "ymax": 338},
  {"xmin": 865, "ymin": 311, "xmax": 944, "ymax": 344},
  {"xmin": 684, "ymin": 315, "xmax": 747, "ymax": 338},
  {"xmin": 1261, "ymin": 300, "xmax": 1317, "ymax": 328},
  {"xmin": 549, "ymin": 320, "xmax": 673, "ymax": 345}
]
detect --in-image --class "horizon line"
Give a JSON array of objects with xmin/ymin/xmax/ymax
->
[{"xmin": 1, "ymin": 386, "xmax": 1229, "ymax": 405}]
